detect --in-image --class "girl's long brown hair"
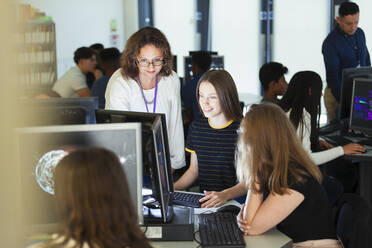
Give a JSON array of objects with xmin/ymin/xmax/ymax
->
[
  {"xmin": 197, "ymin": 69, "xmax": 243, "ymax": 122},
  {"xmin": 237, "ymin": 104, "xmax": 321, "ymax": 195},
  {"xmin": 51, "ymin": 147, "xmax": 150, "ymax": 248}
]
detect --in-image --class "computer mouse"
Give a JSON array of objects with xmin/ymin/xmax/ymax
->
[{"xmin": 216, "ymin": 204, "xmax": 241, "ymax": 215}]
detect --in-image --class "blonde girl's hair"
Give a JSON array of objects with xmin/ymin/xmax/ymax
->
[{"xmin": 236, "ymin": 103, "xmax": 321, "ymax": 195}]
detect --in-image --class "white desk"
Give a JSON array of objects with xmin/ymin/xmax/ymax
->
[
  {"xmin": 152, "ymin": 227, "xmax": 292, "ymax": 248},
  {"xmin": 151, "ymin": 203, "xmax": 292, "ymax": 248}
]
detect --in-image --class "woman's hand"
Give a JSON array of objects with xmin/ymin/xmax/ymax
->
[
  {"xmin": 237, "ymin": 204, "xmax": 250, "ymax": 235},
  {"xmin": 199, "ymin": 190, "xmax": 229, "ymax": 208},
  {"xmin": 319, "ymin": 139, "xmax": 334, "ymax": 150},
  {"xmin": 342, "ymin": 143, "xmax": 366, "ymax": 154}
]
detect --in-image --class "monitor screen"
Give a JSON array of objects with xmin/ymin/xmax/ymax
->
[
  {"xmin": 172, "ymin": 55, "xmax": 177, "ymax": 73},
  {"xmin": 183, "ymin": 54, "xmax": 224, "ymax": 85},
  {"xmin": 339, "ymin": 67, "xmax": 372, "ymax": 120},
  {"xmin": 349, "ymin": 78, "xmax": 372, "ymax": 133},
  {"xmin": 152, "ymin": 116, "xmax": 172, "ymax": 223},
  {"xmin": 95, "ymin": 109, "xmax": 174, "ymax": 192},
  {"xmin": 19, "ymin": 97, "xmax": 99, "ymax": 126},
  {"xmin": 15, "ymin": 123, "xmax": 143, "ymax": 234}
]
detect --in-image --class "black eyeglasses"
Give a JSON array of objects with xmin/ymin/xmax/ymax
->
[{"xmin": 136, "ymin": 57, "xmax": 163, "ymax": 67}]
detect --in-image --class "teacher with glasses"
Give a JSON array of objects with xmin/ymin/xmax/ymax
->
[{"xmin": 105, "ymin": 26, "xmax": 185, "ymax": 171}]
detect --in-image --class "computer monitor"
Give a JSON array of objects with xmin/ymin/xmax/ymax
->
[
  {"xmin": 150, "ymin": 116, "xmax": 173, "ymax": 223},
  {"xmin": 172, "ymin": 55, "xmax": 177, "ymax": 73},
  {"xmin": 183, "ymin": 54, "xmax": 224, "ymax": 85},
  {"xmin": 339, "ymin": 67, "xmax": 372, "ymax": 121},
  {"xmin": 19, "ymin": 97, "xmax": 99, "ymax": 126},
  {"xmin": 95, "ymin": 110, "xmax": 174, "ymax": 223},
  {"xmin": 95, "ymin": 109, "xmax": 174, "ymax": 192},
  {"xmin": 14, "ymin": 123, "xmax": 143, "ymax": 235},
  {"xmin": 349, "ymin": 78, "xmax": 372, "ymax": 134}
]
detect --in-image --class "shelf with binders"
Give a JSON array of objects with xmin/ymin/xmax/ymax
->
[{"xmin": 16, "ymin": 20, "xmax": 57, "ymax": 93}]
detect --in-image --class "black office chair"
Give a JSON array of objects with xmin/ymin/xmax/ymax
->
[
  {"xmin": 321, "ymin": 175, "xmax": 344, "ymax": 207},
  {"xmin": 335, "ymin": 193, "xmax": 372, "ymax": 248}
]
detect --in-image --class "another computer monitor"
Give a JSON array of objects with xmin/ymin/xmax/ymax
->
[
  {"xmin": 151, "ymin": 116, "xmax": 173, "ymax": 223},
  {"xmin": 339, "ymin": 67, "xmax": 372, "ymax": 120},
  {"xmin": 95, "ymin": 109, "xmax": 174, "ymax": 192},
  {"xmin": 19, "ymin": 97, "xmax": 99, "ymax": 126},
  {"xmin": 15, "ymin": 123, "xmax": 143, "ymax": 235},
  {"xmin": 172, "ymin": 55, "xmax": 177, "ymax": 73},
  {"xmin": 349, "ymin": 78, "xmax": 372, "ymax": 134},
  {"xmin": 95, "ymin": 110, "xmax": 174, "ymax": 223},
  {"xmin": 183, "ymin": 54, "xmax": 224, "ymax": 85}
]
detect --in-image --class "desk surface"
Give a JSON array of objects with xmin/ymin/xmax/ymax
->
[
  {"xmin": 152, "ymin": 227, "xmax": 292, "ymax": 248},
  {"xmin": 151, "ymin": 203, "xmax": 292, "ymax": 248}
]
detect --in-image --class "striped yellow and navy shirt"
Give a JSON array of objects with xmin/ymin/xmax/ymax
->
[{"xmin": 186, "ymin": 117, "xmax": 240, "ymax": 192}]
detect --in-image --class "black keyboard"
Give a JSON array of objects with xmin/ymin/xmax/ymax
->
[
  {"xmin": 324, "ymin": 135, "xmax": 372, "ymax": 147},
  {"xmin": 319, "ymin": 122, "xmax": 343, "ymax": 135},
  {"xmin": 172, "ymin": 191, "xmax": 204, "ymax": 208},
  {"xmin": 359, "ymin": 139, "xmax": 372, "ymax": 147},
  {"xmin": 325, "ymin": 135, "xmax": 353, "ymax": 146},
  {"xmin": 198, "ymin": 212, "xmax": 246, "ymax": 248}
]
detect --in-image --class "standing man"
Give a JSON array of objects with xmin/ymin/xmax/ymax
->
[{"xmin": 322, "ymin": 1, "xmax": 370, "ymax": 122}]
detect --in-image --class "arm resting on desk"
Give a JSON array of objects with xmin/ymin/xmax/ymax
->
[
  {"xmin": 238, "ymin": 188, "xmax": 304, "ymax": 236},
  {"xmin": 174, "ymin": 152, "xmax": 198, "ymax": 190}
]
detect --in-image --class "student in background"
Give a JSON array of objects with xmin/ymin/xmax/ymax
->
[
  {"xmin": 236, "ymin": 104, "xmax": 343, "ymax": 248},
  {"xmin": 279, "ymin": 71, "xmax": 365, "ymax": 163},
  {"xmin": 181, "ymin": 51, "xmax": 212, "ymax": 122},
  {"xmin": 86, "ymin": 43, "xmax": 104, "ymax": 89},
  {"xmin": 279, "ymin": 71, "xmax": 365, "ymax": 192},
  {"xmin": 174, "ymin": 69, "xmax": 247, "ymax": 208},
  {"xmin": 105, "ymin": 26, "xmax": 185, "ymax": 171},
  {"xmin": 259, "ymin": 62, "xmax": 288, "ymax": 104},
  {"xmin": 52, "ymin": 47, "xmax": 96, "ymax": 98},
  {"xmin": 29, "ymin": 147, "xmax": 150, "ymax": 248},
  {"xmin": 91, "ymin": 48, "xmax": 121, "ymax": 108}
]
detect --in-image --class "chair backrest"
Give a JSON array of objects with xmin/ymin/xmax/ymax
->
[
  {"xmin": 321, "ymin": 175, "xmax": 344, "ymax": 207},
  {"xmin": 335, "ymin": 193, "xmax": 372, "ymax": 248}
]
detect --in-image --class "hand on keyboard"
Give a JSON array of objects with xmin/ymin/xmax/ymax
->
[
  {"xmin": 200, "ymin": 190, "xmax": 229, "ymax": 208},
  {"xmin": 237, "ymin": 203, "xmax": 250, "ymax": 235},
  {"xmin": 342, "ymin": 143, "xmax": 366, "ymax": 155}
]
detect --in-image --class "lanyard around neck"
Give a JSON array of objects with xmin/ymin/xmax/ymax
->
[{"xmin": 137, "ymin": 75, "xmax": 158, "ymax": 113}]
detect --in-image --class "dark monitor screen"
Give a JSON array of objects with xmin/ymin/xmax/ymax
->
[
  {"xmin": 95, "ymin": 110, "xmax": 174, "ymax": 223},
  {"xmin": 349, "ymin": 78, "xmax": 372, "ymax": 133},
  {"xmin": 15, "ymin": 123, "xmax": 143, "ymax": 235},
  {"xmin": 19, "ymin": 97, "xmax": 99, "ymax": 126},
  {"xmin": 339, "ymin": 67, "xmax": 372, "ymax": 120},
  {"xmin": 173, "ymin": 55, "xmax": 177, "ymax": 73},
  {"xmin": 95, "ymin": 109, "xmax": 174, "ymax": 192},
  {"xmin": 152, "ymin": 116, "xmax": 172, "ymax": 223},
  {"xmin": 183, "ymin": 54, "xmax": 224, "ymax": 85}
]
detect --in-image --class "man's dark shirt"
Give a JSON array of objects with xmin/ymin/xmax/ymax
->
[
  {"xmin": 322, "ymin": 25, "xmax": 370, "ymax": 101},
  {"xmin": 91, "ymin": 75, "xmax": 109, "ymax": 109},
  {"xmin": 181, "ymin": 72, "xmax": 204, "ymax": 120}
]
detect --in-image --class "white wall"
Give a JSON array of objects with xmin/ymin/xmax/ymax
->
[
  {"xmin": 273, "ymin": 0, "xmax": 328, "ymax": 81},
  {"xmin": 19, "ymin": 0, "xmax": 125, "ymax": 78},
  {"xmin": 153, "ymin": 0, "xmax": 195, "ymax": 76},
  {"xmin": 210, "ymin": 0, "xmax": 260, "ymax": 95},
  {"xmin": 354, "ymin": 0, "xmax": 372, "ymax": 53}
]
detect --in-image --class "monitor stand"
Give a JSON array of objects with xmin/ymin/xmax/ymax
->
[
  {"xmin": 142, "ymin": 206, "xmax": 194, "ymax": 241},
  {"xmin": 143, "ymin": 204, "xmax": 174, "ymax": 223}
]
